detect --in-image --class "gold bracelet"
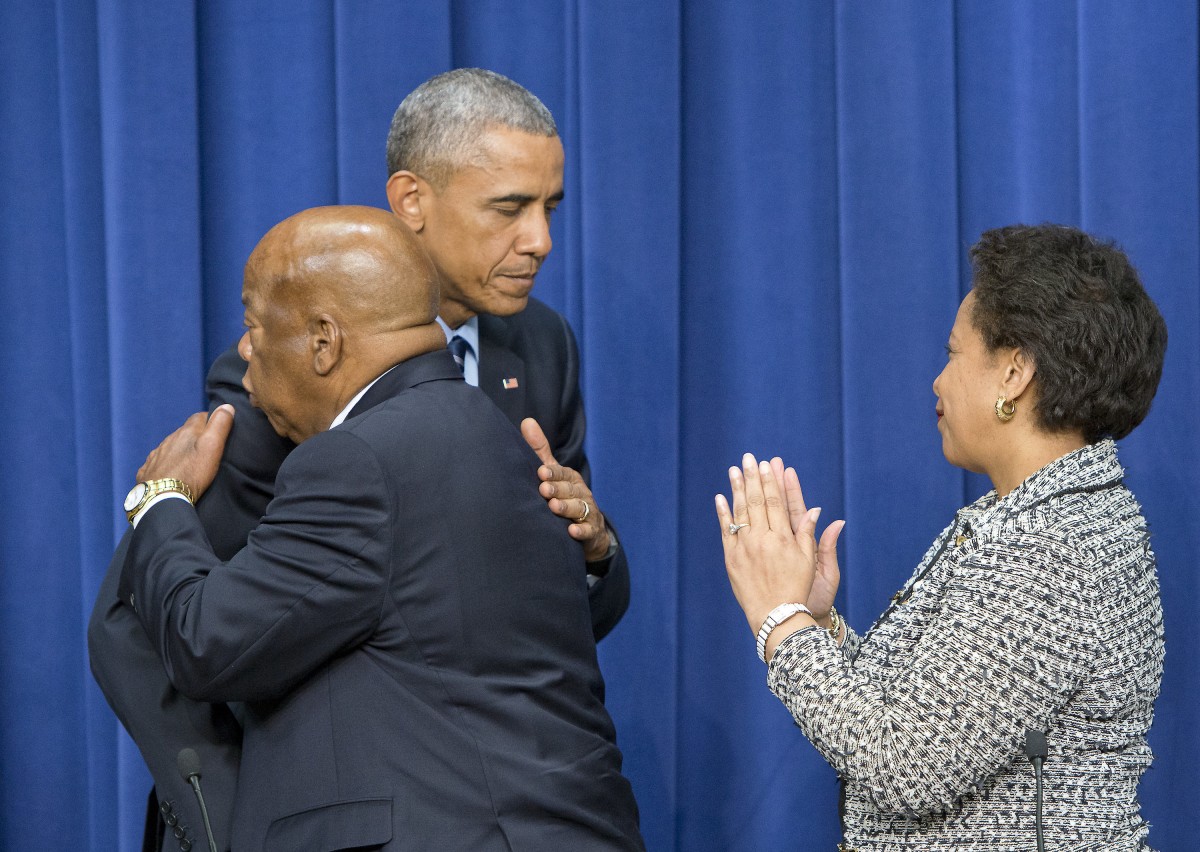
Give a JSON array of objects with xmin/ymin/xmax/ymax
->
[
  {"xmin": 826, "ymin": 606, "xmax": 843, "ymax": 642},
  {"xmin": 124, "ymin": 477, "xmax": 195, "ymax": 524}
]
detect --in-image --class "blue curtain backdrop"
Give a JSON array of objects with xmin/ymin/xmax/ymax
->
[{"xmin": 2, "ymin": 1, "xmax": 1196, "ymax": 849}]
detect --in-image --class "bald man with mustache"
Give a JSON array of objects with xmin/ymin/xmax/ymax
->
[{"xmin": 117, "ymin": 207, "xmax": 643, "ymax": 852}]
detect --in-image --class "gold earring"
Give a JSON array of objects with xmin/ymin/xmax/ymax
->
[{"xmin": 995, "ymin": 395, "xmax": 1016, "ymax": 422}]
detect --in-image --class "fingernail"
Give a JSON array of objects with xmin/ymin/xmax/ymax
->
[
  {"xmin": 810, "ymin": 507, "xmax": 822, "ymax": 522},
  {"xmin": 729, "ymin": 466, "xmax": 742, "ymax": 480},
  {"xmin": 742, "ymin": 453, "xmax": 756, "ymax": 469},
  {"xmin": 759, "ymin": 461, "xmax": 771, "ymax": 476}
]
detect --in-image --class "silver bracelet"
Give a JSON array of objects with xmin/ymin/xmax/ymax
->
[{"xmin": 757, "ymin": 602, "xmax": 812, "ymax": 662}]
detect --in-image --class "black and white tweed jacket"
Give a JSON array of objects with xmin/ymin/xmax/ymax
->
[{"xmin": 768, "ymin": 440, "xmax": 1163, "ymax": 850}]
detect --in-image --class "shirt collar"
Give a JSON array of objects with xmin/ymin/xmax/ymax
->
[
  {"xmin": 328, "ymin": 364, "xmax": 400, "ymax": 430},
  {"xmin": 959, "ymin": 439, "xmax": 1124, "ymax": 532},
  {"xmin": 436, "ymin": 314, "xmax": 480, "ymax": 353}
]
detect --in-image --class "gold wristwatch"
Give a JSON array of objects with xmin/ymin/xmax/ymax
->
[{"xmin": 124, "ymin": 478, "xmax": 195, "ymax": 524}]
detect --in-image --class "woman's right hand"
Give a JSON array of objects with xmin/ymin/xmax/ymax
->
[
  {"xmin": 716, "ymin": 455, "xmax": 845, "ymax": 641},
  {"xmin": 768, "ymin": 456, "xmax": 845, "ymax": 625}
]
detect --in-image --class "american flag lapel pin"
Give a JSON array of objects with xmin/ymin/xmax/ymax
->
[{"xmin": 502, "ymin": 377, "xmax": 520, "ymax": 390}]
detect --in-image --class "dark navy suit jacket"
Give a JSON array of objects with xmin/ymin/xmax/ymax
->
[
  {"xmin": 115, "ymin": 350, "xmax": 642, "ymax": 851},
  {"xmin": 87, "ymin": 298, "xmax": 631, "ymax": 850}
]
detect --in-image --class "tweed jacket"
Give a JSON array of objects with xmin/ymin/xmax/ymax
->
[{"xmin": 768, "ymin": 440, "xmax": 1163, "ymax": 850}]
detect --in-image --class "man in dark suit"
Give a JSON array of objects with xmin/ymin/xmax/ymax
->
[
  {"xmin": 89, "ymin": 69, "xmax": 630, "ymax": 851},
  {"xmin": 118, "ymin": 205, "xmax": 642, "ymax": 851}
]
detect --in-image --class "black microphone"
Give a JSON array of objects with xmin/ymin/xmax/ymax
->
[
  {"xmin": 1024, "ymin": 729, "xmax": 1047, "ymax": 852},
  {"xmin": 177, "ymin": 748, "xmax": 220, "ymax": 852}
]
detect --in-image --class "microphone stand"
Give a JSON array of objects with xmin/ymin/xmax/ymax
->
[
  {"xmin": 1025, "ymin": 730, "xmax": 1047, "ymax": 852},
  {"xmin": 177, "ymin": 748, "xmax": 220, "ymax": 852}
]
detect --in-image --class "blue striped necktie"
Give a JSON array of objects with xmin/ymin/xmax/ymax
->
[{"xmin": 448, "ymin": 335, "xmax": 472, "ymax": 375}]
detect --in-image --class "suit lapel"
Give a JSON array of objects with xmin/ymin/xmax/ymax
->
[{"xmin": 478, "ymin": 314, "xmax": 527, "ymax": 427}]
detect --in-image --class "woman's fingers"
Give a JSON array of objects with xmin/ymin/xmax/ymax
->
[
  {"xmin": 815, "ymin": 518, "xmax": 846, "ymax": 583},
  {"xmin": 715, "ymin": 492, "xmax": 736, "ymax": 543},
  {"xmin": 782, "ymin": 465, "xmax": 809, "ymax": 535},
  {"xmin": 769, "ymin": 457, "xmax": 788, "ymax": 514},
  {"xmin": 729, "ymin": 460, "xmax": 751, "ymax": 530},
  {"xmin": 757, "ymin": 458, "xmax": 791, "ymax": 533},
  {"xmin": 819, "ymin": 519, "xmax": 846, "ymax": 558},
  {"xmin": 797, "ymin": 506, "xmax": 821, "ymax": 562},
  {"xmin": 739, "ymin": 453, "xmax": 771, "ymax": 530},
  {"xmin": 718, "ymin": 454, "xmax": 828, "ymax": 546}
]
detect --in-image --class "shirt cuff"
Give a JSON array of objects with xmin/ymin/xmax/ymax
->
[
  {"xmin": 586, "ymin": 536, "xmax": 619, "ymax": 584},
  {"xmin": 131, "ymin": 492, "xmax": 190, "ymax": 528}
]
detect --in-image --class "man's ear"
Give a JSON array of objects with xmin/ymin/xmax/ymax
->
[
  {"xmin": 1001, "ymin": 347, "xmax": 1036, "ymax": 401},
  {"xmin": 386, "ymin": 171, "xmax": 427, "ymax": 232},
  {"xmin": 311, "ymin": 315, "xmax": 342, "ymax": 376}
]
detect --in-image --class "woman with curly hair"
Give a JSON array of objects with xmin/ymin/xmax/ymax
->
[{"xmin": 717, "ymin": 224, "xmax": 1167, "ymax": 850}]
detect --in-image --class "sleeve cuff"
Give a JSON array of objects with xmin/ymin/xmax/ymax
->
[
  {"xmin": 585, "ymin": 535, "xmax": 619, "ymax": 581},
  {"xmin": 131, "ymin": 492, "xmax": 191, "ymax": 528}
]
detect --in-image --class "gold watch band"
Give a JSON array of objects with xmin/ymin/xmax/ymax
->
[{"xmin": 126, "ymin": 477, "xmax": 195, "ymax": 524}]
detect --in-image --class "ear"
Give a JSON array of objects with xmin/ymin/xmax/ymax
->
[
  {"xmin": 310, "ymin": 315, "xmax": 342, "ymax": 377},
  {"xmin": 999, "ymin": 347, "xmax": 1036, "ymax": 401},
  {"xmin": 386, "ymin": 171, "xmax": 428, "ymax": 233}
]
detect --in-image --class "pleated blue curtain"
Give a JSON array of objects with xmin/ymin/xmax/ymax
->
[{"xmin": 2, "ymin": 2, "xmax": 1196, "ymax": 850}]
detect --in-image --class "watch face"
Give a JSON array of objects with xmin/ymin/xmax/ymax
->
[{"xmin": 124, "ymin": 483, "xmax": 148, "ymax": 513}]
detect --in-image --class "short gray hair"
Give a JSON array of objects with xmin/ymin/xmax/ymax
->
[{"xmin": 385, "ymin": 68, "xmax": 558, "ymax": 187}]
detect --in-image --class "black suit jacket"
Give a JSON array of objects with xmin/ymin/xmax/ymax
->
[
  {"xmin": 88, "ymin": 298, "xmax": 630, "ymax": 851},
  {"xmin": 118, "ymin": 351, "xmax": 642, "ymax": 851},
  {"xmin": 198, "ymin": 297, "xmax": 630, "ymax": 630}
]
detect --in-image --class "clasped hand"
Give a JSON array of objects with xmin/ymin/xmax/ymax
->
[
  {"xmin": 135, "ymin": 405, "xmax": 235, "ymax": 502},
  {"xmin": 521, "ymin": 418, "xmax": 612, "ymax": 562},
  {"xmin": 715, "ymin": 454, "xmax": 845, "ymax": 641}
]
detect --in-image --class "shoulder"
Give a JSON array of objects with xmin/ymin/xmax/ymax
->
[
  {"xmin": 324, "ymin": 378, "xmax": 504, "ymax": 463},
  {"xmin": 481, "ymin": 297, "xmax": 577, "ymax": 355},
  {"xmin": 1013, "ymin": 483, "xmax": 1149, "ymax": 575},
  {"xmin": 1033, "ymin": 485, "xmax": 1156, "ymax": 613},
  {"xmin": 276, "ymin": 425, "xmax": 382, "ymax": 487},
  {"xmin": 962, "ymin": 484, "xmax": 1150, "ymax": 612},
  {"xmin": 205, "ymin": 342, "xmax": 247, "ymax": 389},
  {"xmin": 507, "ymin": 295, "xmax": 571, "ymax": 333},
  {"xmin": 956, "ymin": 532, "xmax": 1094, "ymax": 596}
]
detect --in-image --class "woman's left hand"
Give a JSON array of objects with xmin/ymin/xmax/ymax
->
[{"xmin": 715, "ymin": 453, "xmax": 822, "ymax": 635}]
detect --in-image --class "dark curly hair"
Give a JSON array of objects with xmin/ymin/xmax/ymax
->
[{"xmin": 968, "ymin": 224, "xmax": 1167, "ymax": 443}]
